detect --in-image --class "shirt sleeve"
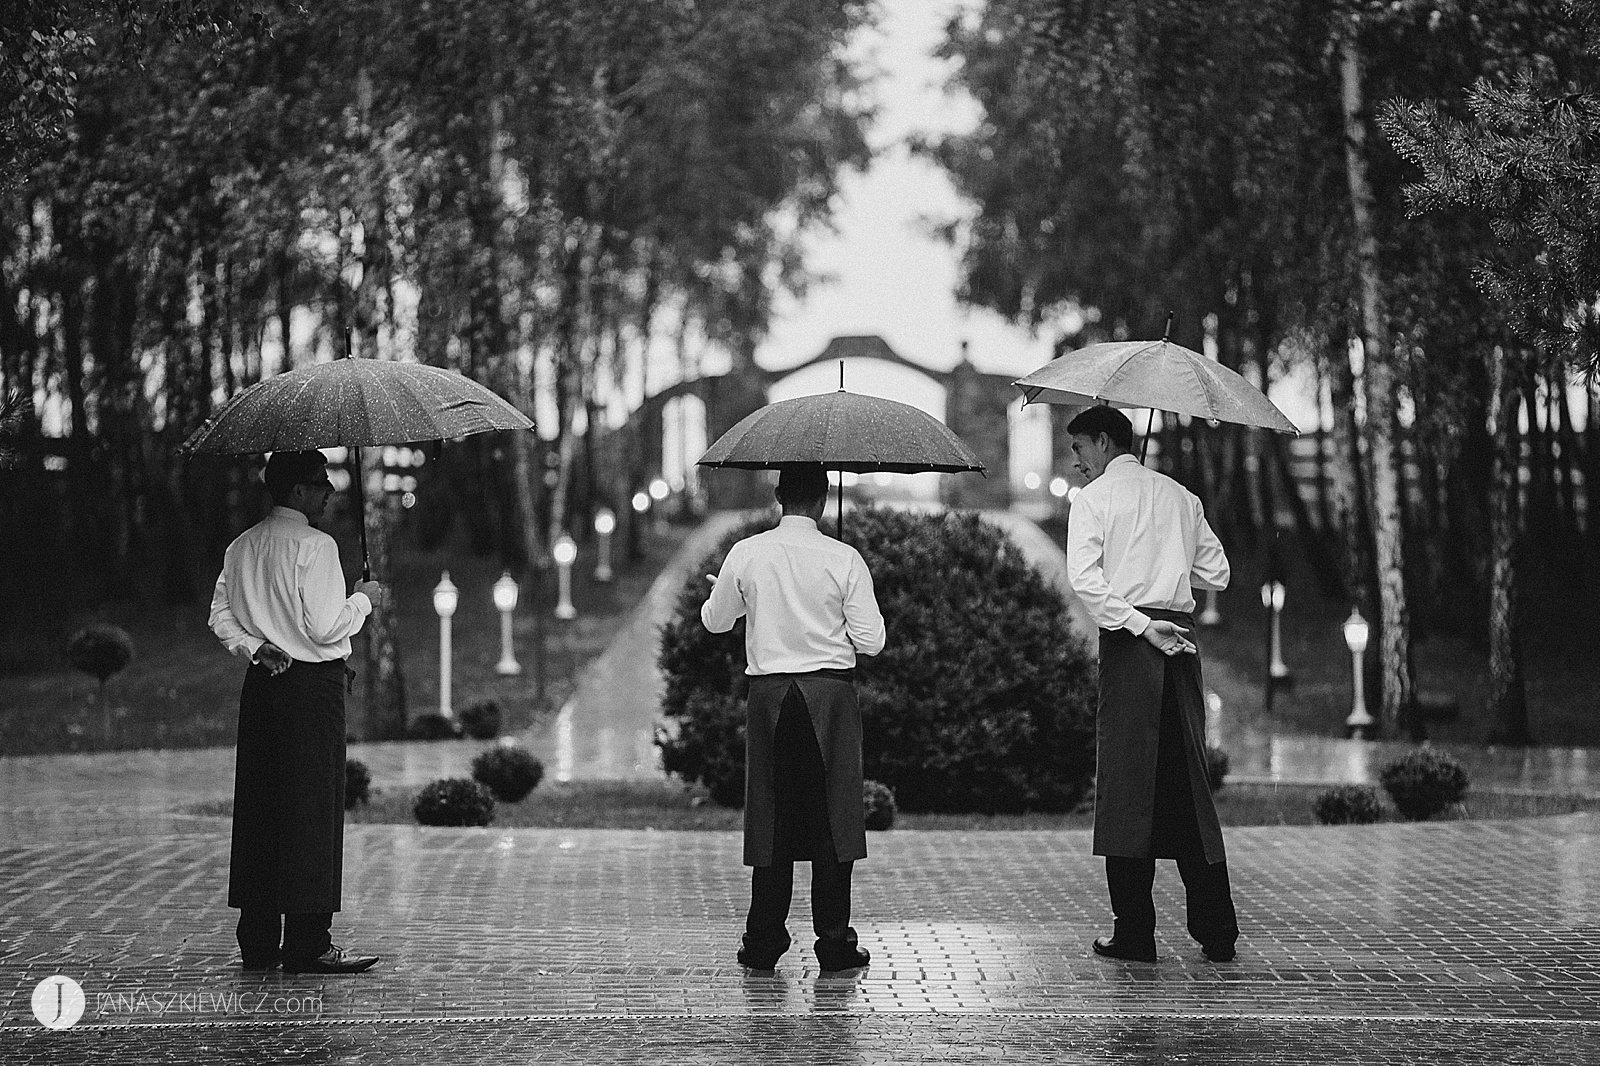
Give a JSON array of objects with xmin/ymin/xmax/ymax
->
[
  {"xmin": 1065, "ymin": 492, "xmax": 1150, "ymax": 635},
  {"xmin": 700, "ymin": 545, "xmax": 747, "ymax": 634},
  {"xmin": 842, "ymin": 552, "xmax": 886, "ymax": 656},
  {"xmin": 1190, "ymin": 502, "xmax": 1230, "ymax": 592},
  {"xmin": 207, "ymin": 568, "xmax": 263, "ymax": 661},
  {"xmin": 298, "ymin": 537, "xmax": 372, "ymax": 644}
]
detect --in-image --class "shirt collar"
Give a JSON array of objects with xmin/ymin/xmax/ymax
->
[
  {"xmin": 1106, "ymin": 454, "xmax": 1141, "ymax": 473},
  {"xmin": 270, "ymin": 505, "xmax": 310, "ymax": 526},
  {"xmin": 778, "ymin": 515, "xmax": 819, "ymax": 531}
]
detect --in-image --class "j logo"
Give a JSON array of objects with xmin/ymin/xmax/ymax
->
[{"xmin": 31, "ymin": 975, "xmax": 85, "ymax": 1030}]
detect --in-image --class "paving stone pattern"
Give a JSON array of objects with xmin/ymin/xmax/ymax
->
[{"xmin": 3, "ymin": 812, "xmax": 1599, "ymax": 1062}]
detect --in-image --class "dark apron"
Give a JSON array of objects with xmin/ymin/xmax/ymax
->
[
  {"xmin": 227, "ymin": 658, "xmax": 347, "ymax": 912},
  {"xmin": 743, "ymin": 669, "xmax": 867, "ymax": 867},
  {"xmin": 1093, "ymin": 608, "xmax": 1226, "ymax": 863}
]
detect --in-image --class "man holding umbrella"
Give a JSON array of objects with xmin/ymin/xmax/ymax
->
[
  {"xmin": 701, "ymin": 463, "xmax": 885, "ymax": 972},
  {"xmin": 207, "ymin": 449, "xmax": 385, "ymax": 974},
  {"xmin": 1063, "ymin": 406, "xmax": 1239, "ymax": 964}
]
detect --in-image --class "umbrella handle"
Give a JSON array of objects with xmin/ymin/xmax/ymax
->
[
  {"xmin": 352, "ymin": 445, "xmax": 372, "ymax": 581},
  {"xmin": 837, "ymin": 471, "xmax": 844, "ymax": 542}
]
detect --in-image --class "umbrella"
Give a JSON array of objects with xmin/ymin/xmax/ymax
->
[
  {"xmin": 697, "ymin": 375, "xmax": 986, "ymax": 537},
  {"xmin": 182, "ymin": 355, "xmax": 533, "ymax": 577},
  {"xmin": 1013, "ymin": 338, "xmax": 1300, "ymax": 438}
]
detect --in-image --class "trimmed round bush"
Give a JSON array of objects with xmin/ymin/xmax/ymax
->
[
  {"xmin": 67, "ymin": 625, "xmax": 135, "ymax": 684},
  {"xmin": 344, "ymin": 758, "xmax": 372, "ymax": 810},
  {"xmin": 407, "ymin": 712, "xmax": 463, "ymax": 741},
  {"xmin": 471, "ymin": 745, "xmax": 544, "ymax": 802},
  {"xmin": 1313, "ymin": 784, "xmax": 1386, "ymax": 825},
  {"xmin": 1205, "ymin": 745, "xmax": 1230, "ymax": 793},
  {"xmin": 413, "ymin": 777, "xmax": 495, "ymax": 827},
  {"xmin": 1379, "ymin": 748, "xmax": 1469, "ymax": 820},
  {"xmin": 459, "ymin": 700, "xmax": 503, "ymax": 741},
  {"xmin": 863, "ymin": 780, "xmax": 897, "ymax": 831},
  {"xmin": 657, "ymin": 508, "xmax": 1098, "ymax": 813}
]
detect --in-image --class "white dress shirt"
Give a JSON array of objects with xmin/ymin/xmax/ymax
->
[
  {"xmin": 1065, "ymin": 454, "xmax": 1230, "ymax": 636},
  {"xmin": 702, "ymin": 515, "xmax": 886, "ymax": 675},
  {"xmin": 208, "ymin": 506, "xmax": 372, "ymax": 663}
]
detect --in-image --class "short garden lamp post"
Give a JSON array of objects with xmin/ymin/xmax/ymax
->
[
  {"xmin": 552, "ymin": 533, "xmax": 578, "ymax": 620},
  {"xmin": 1342, "ymin": 608, "xmax": 1374, "ymax": 739},
  {"xmin": 649, "ymin": 478, "xmax": 670, "ymax": 530},
  {"xmin": 629, "ymin": 490, "xmax": 649, "ymax": 561},
  {"xmin": 1261, "ymin": 580, "xmax": 1289, "ymax": 681},
  {"xmin": 432, "ymin": 571, "xmax": 459, "ymax": 718},
  {"xmin": 1199, "ymin": 588, "xmax": 1222, "ymax": 627},
  {"xmin": 492, "ymin": 572, "xmax": 521, "ymax": 676},
  {"xmin": 593, "ymin": 508, "xmax": 616, "ymax": 582}
]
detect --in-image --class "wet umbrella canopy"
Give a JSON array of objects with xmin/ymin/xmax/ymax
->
[
  {"xmin": 182, "ymin": 356, "xmax": 533, "ymax": 577},
  {"xmin": 1013, "ymin": 339, "xmax": 1299, "ymax": 435},
  {"xmin": 180, "ymin": 358, "xmax": 531, "ymax": 455},
  {"xmin": 697, "ymin": 390, "xmax": 986, "ymax": 474},
  {"xmin": 697, "ymin": 384, "xmax": 985, "ymax": 537}
]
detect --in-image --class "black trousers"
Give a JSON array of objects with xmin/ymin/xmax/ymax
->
[
  {"xmin": 743, "ymin": 686, "xmax": 859, "ymax": 967},
  {"xmin": 1105, "ymin": 673, "xmax": 1239, "ymax": 951},
  {"xmin": 237, "ymin": 910, "xmax": 332, "ymax": 966}
]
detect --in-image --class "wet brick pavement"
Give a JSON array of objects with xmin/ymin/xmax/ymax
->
[{"xmin": 2, "ymin": 811, "xmax": 1598, "ymax": 1062}]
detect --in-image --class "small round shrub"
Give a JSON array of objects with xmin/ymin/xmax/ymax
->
[
  {"xmin": 1205, "ymin": 745, "xmax": 1230, "ymax": 793},
  {"xmin": 658, "ymin": 508, "xmax": 1098, "ymax": 814},
  {"xmin": 459, "ymin": 700, "xmax": 503, "ymax": 740},
  {"xmin": 67, "ymin": 625, "xmax": 135, "ymax": 684},
  {"xmin": 863, "ymin": 780, "xmax": 897, "ymax": 831},
  {"xmin": 471, "ymin": 745, "xmax": 544, "ymax": 802},
  {"xmin": 413, "ymin": 777, "xmax": 495, "ymax": 827},
  {"xmin": 1379, "ymin": 748, "xmax": 1469, "ymax": 820},
  {"xmin": 407, "ymin": 713, "xmax": 463, "ymax": 741},
  {"xmin": 344, "ymin": 758, "xmax": 372, "ymax": 810},
  {"xmin": 1313, "ymin": 784, "xmax": 1386, "ymax": 825}
]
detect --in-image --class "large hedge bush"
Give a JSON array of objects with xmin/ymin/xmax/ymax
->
[{"xmin": 657, "ymin": 508, "xmax": 1098, "ymax": 813}]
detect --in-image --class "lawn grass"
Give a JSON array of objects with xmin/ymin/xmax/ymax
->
[
  {"xmin": 0, "ymin": 520, "xmax": 697, "ymax": 756},
  {"xmin": 178, "ymin": 778, "xmax": 1598, "ymax": 832}
]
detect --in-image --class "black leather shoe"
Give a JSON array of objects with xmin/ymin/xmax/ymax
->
[
  {"xmin": 282, "ymin": 946, "xmax": 379, "ymax": 974},
  {"xmin": 816, "ymin": 946, "xmax": 869, "ymax": 972},
  {"xmin": 1202, "ymin": 942, "xmax": 1237, "ymax": 962},
  {"xmin": 737, "ymin": 947, "xmax": 783, "ymax": 970},
  {"xmin": 240, "ymin": 956, "xmax": 279, "ymax": 972},
  {"xmin": 1092, "ymin": 935, "xmax": 1157, "ymax": 963}
]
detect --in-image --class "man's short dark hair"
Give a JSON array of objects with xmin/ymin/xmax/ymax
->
[
  {"xmin": 1065, "ymin": 405, "xmax": 1135, "ymax": 451},
  {"xmin": 264, "ymin": 450, "xmax": 329, "ymax": 504},
  {"xmin": 775, "ymin": 464, "xmax": 830, "ymax": 507}
]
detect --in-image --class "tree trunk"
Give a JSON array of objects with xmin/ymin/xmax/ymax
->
[
  {"xmin": 1586, "ymin": 388, "xmax": 1600, "ymax": 574},
  {"xmin": 1326, "ymin": 317, "xmax": 1378, "ymax": 698},
  {"xmin": 1267, "ymin": 431, "xmax": 1344, "ymax": 599},
  {"xmin": 1339, "ymin": 22, "xmax": 1413, "ymax": 736},
  {"xmin": 1484, "ymin": 348, "xmax": 1529, "ymax": 744},
  {"xmin": 1552, "ymin": 370, "xmax": 1581, "ymax": 549},
  {"xmin": 276, "ymin": 248, "xmax": 295, "ymax": 373},
  {"xmin": 354, "ymin": 82, "xmax": 409, "ymax": 738},
  {"xmin": 358, "ymin": 447, "xmax": 408, "ymax": 739}
]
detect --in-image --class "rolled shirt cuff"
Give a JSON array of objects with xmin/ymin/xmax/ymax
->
[{"xmin": 1125, "ymin": 610, "xmax": 1151, "ymax": 637}]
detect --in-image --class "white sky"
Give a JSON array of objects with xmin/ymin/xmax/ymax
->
[
  {"xmin": 760, "ymin": 0, "xmax": 1062, "ymax": 416},
  {"xmin": 756, "ymin": 0, "xmax": 1335, "ymax": 434}
]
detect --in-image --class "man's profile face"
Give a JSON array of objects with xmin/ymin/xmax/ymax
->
[
  {"xmin": 1069, "ymin": 432, "xmax": 1113, "ymax": 482},
  {"xmin": 294, "ymin": 472, "xmax": 335, "ymax": 525}
]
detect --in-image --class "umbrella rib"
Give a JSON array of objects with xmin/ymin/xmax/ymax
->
[
  {"xmin": 1174, "ymin": 344, "xmax": 1223, "ymax": 420},
  {"xmin": 1099, "ymin": 340, "xmax": 1162, "ymax": 402}
]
